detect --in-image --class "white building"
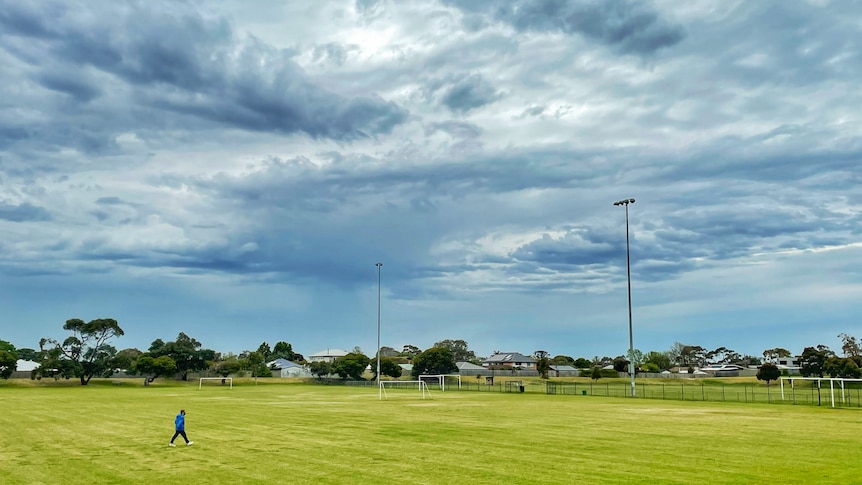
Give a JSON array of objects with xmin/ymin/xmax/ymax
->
[{"xmin": 308, "ymin": 348, "xmax": 349, "ymax": 363}]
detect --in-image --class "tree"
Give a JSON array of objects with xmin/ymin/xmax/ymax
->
[
  {"xmin": 256, "ymin": 342, "xmax": 272, "ymax": 362},
  {"xmin": 246, "ymin": 351, "xmax": 271, "ymax": 378},
  {"xmin": 412, "ymin": 347, "xmax": 457, "ymax": 378},
  {"xmin": 707, "ymin": 347, "xmax": 740, "ymax": 365},
  {"xmin": 800, "ymin": 345, "xmax": 834, "ymax": 377},
  {"xmin": 149, "ymin": 333, "xmax": 214, "ymax": 381},
  {"xmin": 641, "ymin": 362, "xmax": 660, "ymax": 373},
  {"xmin": 756, "ymin": 362, "xmax": 781, "ymax": 386},
  {"xmin": 0, "ymin": 340, "xmax": 17, "ymax": 379},
  {"xmin": 134, "ymin": 355, "xmax": 177, "ymax": 381},
  {"xmin": 643, "ymin": 351, "xmax": 672, "ymax": 371},
  {"xmin": 433, "ymin": 339, "xmax": 476, "ymax": 362},
  {"xmin": 762, "ymin": 348, "xmax": 791, "ymax": 364},
  {"xmin": 572, "ymin": 357, "xmax": 592, "ymax": 369},
  {"xmin": 534, "ymin": 351, "xmax": 550, "ymax": 379},
  {"xmin": 332, "ymin": 352, "xmax": 370, "ymax": 380},
  {"xmin": 590, "ymin": 366, "xmax": 602, "ymax": 381},
  {"xmin": 308, "ymin": 361, "xmax": 332, "ymax": 380},
  {"xmin": 551, "ymin": 355, "xmax": 574, "ymax": 365},
  {"xmin": 112, "ymin": 348, "xmax": 143, "ymax": 371},
  {"xmin": 401, "ymin": 344, "xmax": 421, "ymax": 359},
  {"xmin": 40, "ymin": 318, "xmax": 124, "ymax": 385},
  {"xmin": 370, "ymin": 357, "xmax": 403, "ymax": 379},
  {"xmin": 612, "ymin": 356, "xmax": 629, "ymax": 373},
  {"xmin": 824, "ymin": 356, "xmax": 862, "ymax": 378},
  {"xmin": 838, "ymin": 333, "xmax": 860, "ymax": 358},
  {"xmin": 272, "ymin": 341, "xmax": 297, "ymax": 361},
  {"xmin": 679, "ymin": 345, "xmax": 706, "ymax": 367},
  {"xmin": 213, "ymin": 358, "xmax": 241, "ymax": 378}
]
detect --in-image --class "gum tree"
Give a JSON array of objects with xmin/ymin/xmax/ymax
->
[{"xmin": 40, "ymin": 318, "xmax": 124, "ymax": 385}]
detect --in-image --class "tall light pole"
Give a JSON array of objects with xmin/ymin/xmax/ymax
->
[
  {"xmin": 375, "ymin": 262, "xmax": 383, "ymax": 399},
  {"xmin": 613, "ymin": 198, "xmax": 636, "ymax": 397}
]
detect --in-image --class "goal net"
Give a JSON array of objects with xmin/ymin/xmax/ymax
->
[
  {"xmin": 199, "ymin": 377, "xmax": 233, "ymax": 389},
  {"xmin": 379, "ymin": 380, "xmax": 432, "ymax": 400},
  {"xmin": 419, "ymin": 374, "xmax": 461, "ymax": 391}
]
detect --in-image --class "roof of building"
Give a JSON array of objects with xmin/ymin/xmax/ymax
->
[
  {"xmin": 456, "ymin": 361, "xmax": 484, "ymax": 370},
  {"xmin": 482, "ymin": 352, "xmax": 537, "ymax": 364},
  {"xmin": 309, "ymin": 348, "xmax": 349, "ymax": 358},
  {"xmin": 267, "ymin": 358, "xmax": 302, "ymax": 369},
  {"xmin": 549, "ymin": 365, "xmax": 577, "ymax": 371}
]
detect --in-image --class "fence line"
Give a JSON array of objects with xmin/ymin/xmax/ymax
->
[{"xmin": 543, "ymin": 381, "xmax": 862, "ymax": 408}]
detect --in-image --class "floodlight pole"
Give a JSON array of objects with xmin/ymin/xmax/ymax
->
[
  {"xmin": 613, "ymin": 198, "xmax": 636, "ymax": 397},
  {"xmin": 376, "ymin": 262, "xmax": 383, "ymax": 400}
]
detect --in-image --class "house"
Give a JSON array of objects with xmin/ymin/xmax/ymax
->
[
  {"xmin": 482, "ymin": 352, "xmax": 537, "ymax": 369},
  {"xmin": 548, "ymin": 365, "xmax": 579, "ymax": 377},
  {"xmin": 456, "ymin": 361, "xmax": 486, "ymax": 376},
  {"xmin": 268, "ymin": 358, "xmax": 312, "ymax": 378},
  {"xmin": 701, "ymin": 364, "xmax": 744, "ymax": 377},
  {"xmin": 308, "ymin": 348, "xmax": 349, "ymax": 363}
]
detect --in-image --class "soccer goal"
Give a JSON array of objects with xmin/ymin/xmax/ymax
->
[
  {"xmin": 199, "ymin": 377, "xmax": 233, "ymax": 389},
  {"xmin": 419, "ymin": 374, "xmax": 461, "ymax": 391},
  {"xmin": 379, "ymin": 380, "xmax": 432, "ymax": 400}
]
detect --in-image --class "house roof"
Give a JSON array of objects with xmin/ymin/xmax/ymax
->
[
  {"xmin": 267, "ymin": 358, "xmax": 302, "ymax": 369},
  {"xmin": 16, "ymin": 360, "xmax": 39, "ymax": 372},
  {"xmin": 549, "ymin": 365, "xmax": 577, "ymax": 371},
  {"xmin": 456, "ymin": 361, "xmax": 484, "ymax": 370},
  {"xmin": 482, "ymin": 352, "xmax": 536, "ymax": 364},
  {"xmin": 309, "ymin": 348, "xmax": 349, "ymax": 358}
]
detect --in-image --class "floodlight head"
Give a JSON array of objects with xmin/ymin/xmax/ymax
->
[{"xmin": 375, "ymin": 262, "xmax": 383, "ymax": 267}]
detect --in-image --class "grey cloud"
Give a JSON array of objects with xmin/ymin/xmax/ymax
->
[
  {"xmin": 0, "ymin": 1, "xmax": 408, "ymax": 145},
  {"xmin": 0, "ymin": 202, "xmax": 51, "ymax": 222},
  {"xmin": 443, "ymin": 0, "xmax": 685, "ymax": 55},
  {"xmin": 439, "ymin": 73, "xmax": 500, "ymax": 113},
  {"xmin": 35, "ymin": 70, "xmax": 102, "ymax": 102},
  {"xmin": 426, "ymin": 121, "xmax": 482, "ymax": 138}
]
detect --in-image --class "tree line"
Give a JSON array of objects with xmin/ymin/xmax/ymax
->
[{"xmin": 1, "ymin": 320, "xmax": 859, "ymax": 384}]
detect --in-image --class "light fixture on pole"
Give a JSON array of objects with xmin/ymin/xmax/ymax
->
[
  {"xmin": 613, "ymin": 198, "xmax": 636, "ymax": 398},
  {"xmin": 375, "ymin": 262, "xmax": 383, "ymax": 400}
]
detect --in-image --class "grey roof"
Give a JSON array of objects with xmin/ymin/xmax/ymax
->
[
  {"xmin": 267, "ymin": 358, "xmax": 302, "ymax": 369},
  {"xmin": 309, "ymin": 348, "xmax": 349, "ymax": 357},
  {"xmin": 456, "ymin": 361, "xmax": 484, "ymax": 370},
  {"xmin": 482, "ymin": 352, "xmax": 536, "ymax": 364},
  {"xmin": 549, "ymin": 365, "xmax": 577, "ymax": 371}
]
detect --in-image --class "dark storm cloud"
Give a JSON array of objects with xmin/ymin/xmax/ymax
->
[
  {"xmin": 443, "ymin": 0, "xmax": 685, "ymax": 55},
  {"xmin": 0, "ymin": 202, "xmax": 51, "ymax": 222},
  {"xmin": 439, "ymin": 74, "xmax": 500, "ymax": 113},
  {"xmin": 0, "ymin": 1, "xmax": 408, "ymax": 147}
]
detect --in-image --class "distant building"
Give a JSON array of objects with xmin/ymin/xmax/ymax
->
[
  {"xmin": 308, "ymin": 348, "xmax": 349, "ymax": 363},
  {"xmin": 481, "ymin": 352, "xmax": 537, "ymax": 369},
  {"xmin": 267, "ymin": 358, "xmax": 312, "ymax": 378}
]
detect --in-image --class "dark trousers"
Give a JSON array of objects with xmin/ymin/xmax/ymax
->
[{"xmin": 171, "ymin": 430, "xmax": 189, "ymax": 443}]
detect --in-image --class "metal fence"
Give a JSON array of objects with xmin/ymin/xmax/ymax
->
[{"xmin": 544, "ymin": 381, "xmax": 862, "ymax": 408}]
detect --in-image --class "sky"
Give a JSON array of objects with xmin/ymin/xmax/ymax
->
[{"xmin": 1, "ymin": 0, "xmax": 860, "ymax": 361}]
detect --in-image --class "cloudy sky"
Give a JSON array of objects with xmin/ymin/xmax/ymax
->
[{"xmin": 1, "ymin": 0, "xmax": 860, "ymax": 361}]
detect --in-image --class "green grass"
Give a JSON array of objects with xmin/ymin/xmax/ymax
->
[{"xmin": 1, "ymin": 379, "xmax": 861, "ymax": 484}]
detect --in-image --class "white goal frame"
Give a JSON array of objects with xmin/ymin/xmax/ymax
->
[
  {"xmin": 379, "ymin": 380, "xmax": 432, "ymax": 400},
  {"xmin": 419, "ymin": 374, "xmax": 461, "ymax": 391},
  {"xmin": 199, "ymin": 377, "xmax": 233, "ymax": 389},
  {"xmin": 780, "ymin": 376, "xmax": 862, "ymax": 408}
]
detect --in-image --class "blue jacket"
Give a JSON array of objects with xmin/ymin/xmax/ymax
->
[{"xmin": 175, "ymin": 413, "xmax": 185, "ymax": 431}]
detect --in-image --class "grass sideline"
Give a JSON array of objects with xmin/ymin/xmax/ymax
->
[{"xmin": 1, "ymin": 379, "xmax": 861, "ymax": 484}]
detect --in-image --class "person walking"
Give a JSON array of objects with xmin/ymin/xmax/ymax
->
[{"xmin": 169, "ymin": 409, "xmax": 194, "ymax": 447}]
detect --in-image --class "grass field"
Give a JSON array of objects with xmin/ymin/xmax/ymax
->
[{"xmin": 1, "ymin": 379, "xmax": 861, "ymax": 484}]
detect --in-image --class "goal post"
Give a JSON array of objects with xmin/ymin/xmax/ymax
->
[
  {"xmin": 379, "ymin": 380, "xmax": 431, "ymax": 400},
  {"xmin": 199, "ymin": 377, "xmax": 232, "ymax": 389},
  {"xmin": 419, "ymin": 374, "xmax": 461, "ymax": 391}
]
